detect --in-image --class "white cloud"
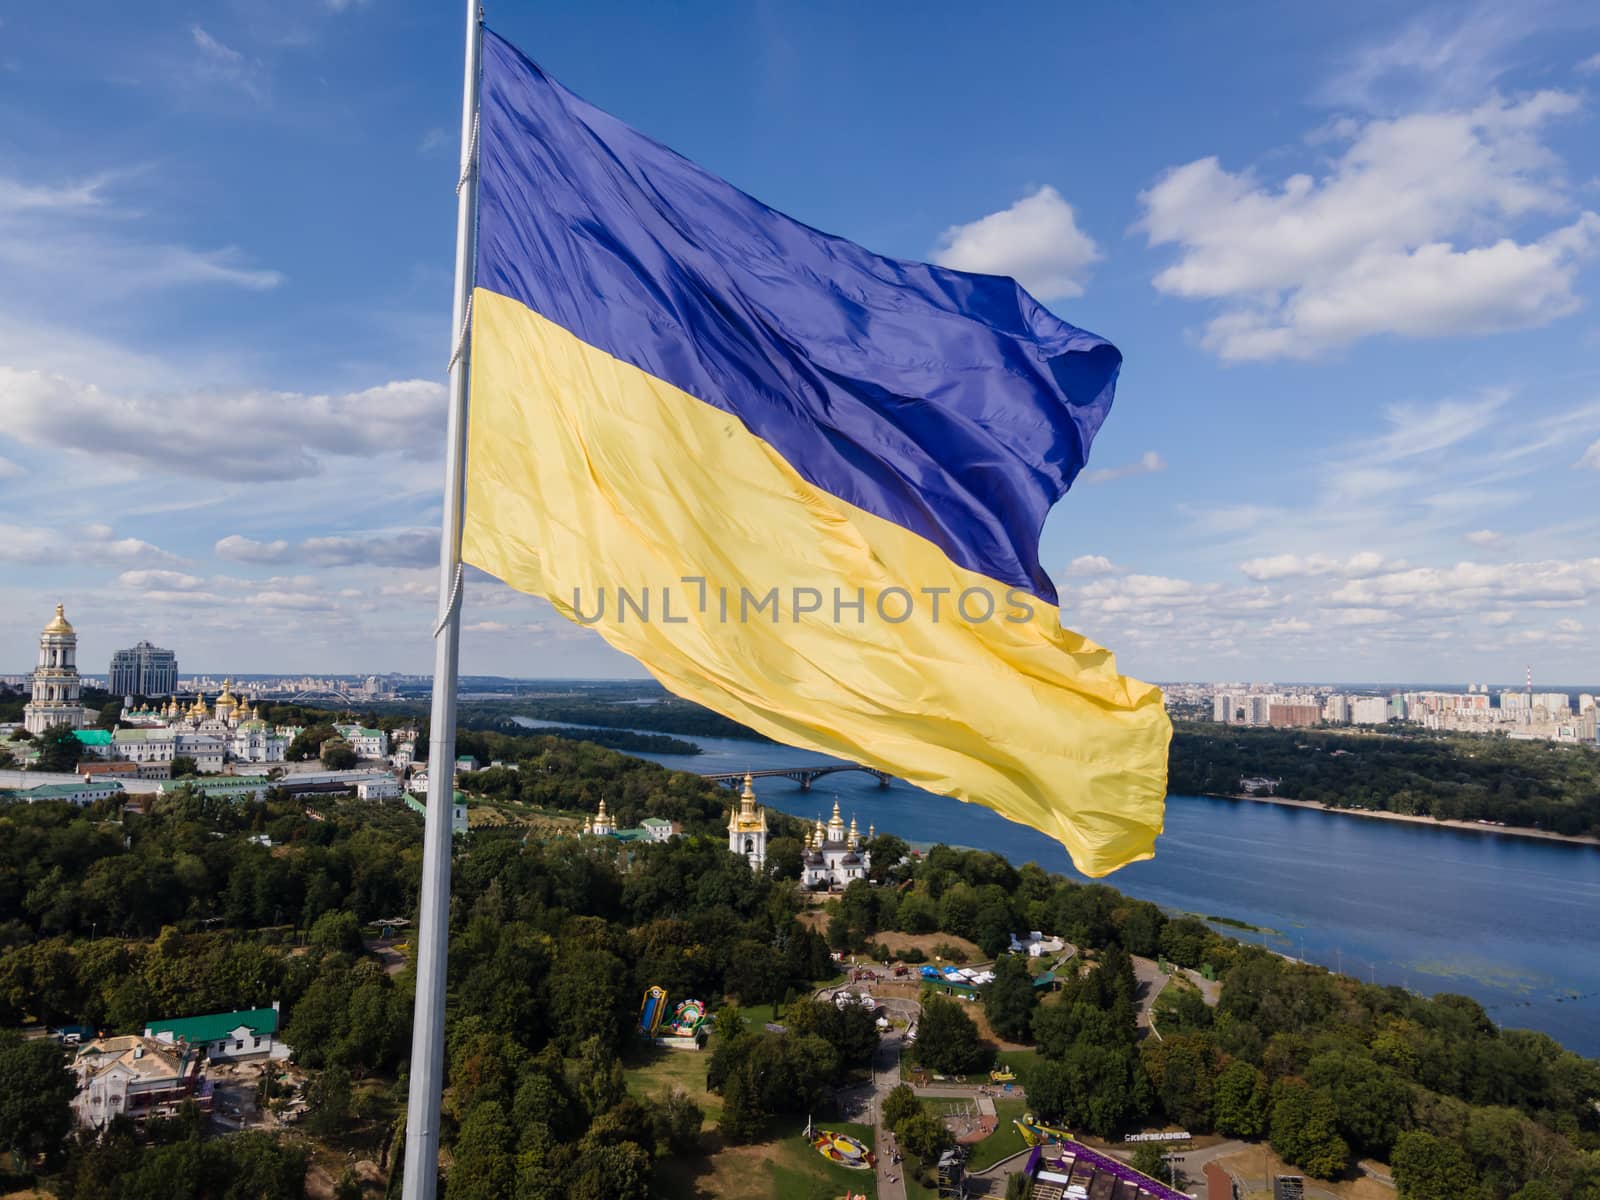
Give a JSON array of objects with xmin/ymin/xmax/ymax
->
[
  {"xmin": 1081, "ymin": 450, "xmax": 1166, "ymax": 485},
  {"xmin": 118, "ymin": 569, "xmax": 206, "ymax": 590},
  {"xmin": 187, "ymin": 25, "xmax": 266, "ymax": 101},
  {"xmin": 215, "ymin": 530, "xmax": 437, "ymax": 568},
  {"xmin": 932, "ymin": 186, "xmax": 1102, "ymax": 300},
  {"xmin": 247, "ymin": 590, "xmax": 336, "ymax": 611},
  {"xmin": 1139, "ymin": 94, "xmax": 1598, "ymax": 360},
  {"xmin": 1238, "ymin": 552, "xmax": 1389, "ymax": 581},
  {"xmin": 1322, "ymin": 3, "xmax": 1596, "ymax": 112},
  {"xmin": 1075, "ymin": 573, "xmax": 1220, "ymax": 613},
  {"xmin": 1464, "ymin": 529, "xmax": 1503, "ymax": 545},
  {"xmin": 1327, "ymin": 608, "xmax": 1393, "ymax": 626},
  {"xmin": 1579, "ymin": 52, "xmax": 1600, "ymax": 74},
  {"xmin": 214, "ymin": 535, "xmax": 291, "ymax": 563},
  {"xmin": 0, "ymin": 174, "xmax": 114, "ymax": 215},
  {"xmin": 1481, "ymin": 610, "xmax": 1515, "ymax": 625},
  {"xmin": 1268, "ymin": 618, "xmax": 1313, "ymax": 634},
  {"xmin": 0, "ymin": 455, "xmax": 21, "ymax": 479},
  {"xmin": 190, "ymin": 25, "xmax": 242, "ymax": 63},
  {"xmin": 0, "ymin": 523, "xmax": 176, "ymax": 565},
  {"xmin": 1065, "ymin": 554, "xmax": 1120, "ymax": 576},
  {"xmin": 1576, "ymin": 439, "xmax": 1600, "ymax": 469},
  {"xmin": 0, "ymin": 168, "xmax": 282, "ymax": 296},
  {"xmin": 3, "ymin": 370, "xmax": 444, "ymax": 480},
  {"xmin": 301, "ymin": 531, "xmax": 437, "ymax": 568}
]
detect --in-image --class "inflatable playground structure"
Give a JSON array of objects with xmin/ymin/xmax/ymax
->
[
  {"xmin": 809, "ymin": 1129, "xmax": 874, "ymax": 1170},
  {"xmin": 637, "ymin": 987, "xmax": 710, "ymax": 1048},
  {"xmin": 1015, "ymin": 1112, "xmax": 1073, "ymax": 1147}
]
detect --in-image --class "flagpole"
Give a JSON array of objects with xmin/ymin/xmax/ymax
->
[{"xmin": 401, "ymin": 2, "xmax": 482, "ymax": 1197}]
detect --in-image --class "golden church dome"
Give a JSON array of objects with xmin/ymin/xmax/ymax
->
[{"xmin": 42, "ymin": 604, "xmax": 74, "ymax": 635}]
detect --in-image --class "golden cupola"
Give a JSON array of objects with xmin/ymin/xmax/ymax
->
[
  {"xmin": 42, "ymin": 603, "xmax": 74, "ymax": 635},
  {"xmin": 728, "ymin": 772, "xmax": 767, "ymax": 833}
]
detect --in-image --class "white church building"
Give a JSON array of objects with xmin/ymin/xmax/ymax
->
[{"xmin": 802, "ymin": 799, "xmax": 872, "ymax": 891}]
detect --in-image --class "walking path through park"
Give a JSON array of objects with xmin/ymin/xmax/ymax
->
[{"xmin": 869, "ymin": 1031, "xmax": 908, "ymax": 1200}]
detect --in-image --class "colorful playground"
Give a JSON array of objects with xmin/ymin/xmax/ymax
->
[
  {"xmin": 810, "ymin": 1128, "xmax": 874, "ymax": 1170},
  {"xmin": 1014, "ymin": 1112, "xmax": 1073, "ymax": 1147},
  {"xmin": 637, "ymin": 986, "xmax": 710, "ymax": 1047}
]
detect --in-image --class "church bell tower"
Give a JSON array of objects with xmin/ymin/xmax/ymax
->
[{"xmin": 727, "ymin": 772, "xmax": 768, "ymax": 870}]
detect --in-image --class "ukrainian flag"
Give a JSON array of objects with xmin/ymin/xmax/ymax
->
[{"xmin": 462, "ymin": 30, "xmax": 1170, "ymax": 876}]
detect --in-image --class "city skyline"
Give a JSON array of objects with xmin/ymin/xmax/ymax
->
[{"xmin": 3, "ymin": 1, "xmax": 1599, "ymax": 680}]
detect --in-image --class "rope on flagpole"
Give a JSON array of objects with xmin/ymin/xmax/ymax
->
[
  {"xmin": 433, "ymin": 563, "xmax": 464, "ymax": 639},
  {"xmin": 456, "ymin": 111, "xmax": 479, "ymax": 195},
  {"xmin": 447, "ymin": 292, "xmax": 473, "ymax": 373}
]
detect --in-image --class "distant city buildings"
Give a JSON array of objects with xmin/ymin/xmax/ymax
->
[
  {"xmin": 1191, "ymin": 678, "xmax": 1596, "ymax": 745},
  {"xmin": 108, "ymin": 641, "xmax": 179, "ymax": 697}
]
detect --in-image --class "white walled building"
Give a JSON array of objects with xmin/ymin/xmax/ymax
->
[
  {"xmin": 802, "ymin": 800, "xmax": 872, "ymax": 890},
  {"xmin": 334, "ymin": 724, "xmax": 390, "ymax": 758},
  {"xmin": 71, "ymin": 1036, "xmax": 202, "ymax": 1128},
  {"xmin": 1350, "ymin": 697, "xmax": 1391, "ymax": 725},
  {"xmin": 24, "ymin": 605, "xmax": 90, "ymax": 734}
]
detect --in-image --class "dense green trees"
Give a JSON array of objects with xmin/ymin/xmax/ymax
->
[
  {"xmin": 1213, "ymin": 1059, "xmax": 1268, "ymax": 1137},
  {"xmin": 319, "ymin": 738, "xmax": 358, "ymax": 769},
  {"xmin": 913, "ymin": 996, "xmax": 990, "ymax": 1075},
  {"xmin": 1269, "ymin": 1078, "xmax": 1349, "ymax": 1179},
  {"xmin": 1392, "ymin": 1130, "xmax": 1477, "ymax": 1200},
  {"xmin": 982, "ymin": 953, "xmax": 1038, "ymax": 1042},
  {"xmin": 0, "ymin": 1033, "xmax": 74, "ymax": 1169},
  {"xmin": 60, "ymin": 1130, "xmax": 308, "ymax": 1200},
  {"xmin": 33, "ymin": 725, "xmax": 84, "ymax": 773}
]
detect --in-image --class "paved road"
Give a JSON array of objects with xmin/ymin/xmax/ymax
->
[{"xmin": 1131, "ymin": 955, "xmax": 1171, "ymax": 1038}]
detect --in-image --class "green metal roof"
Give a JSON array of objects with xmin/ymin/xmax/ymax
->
[
  {"xmin": 3, "ymin": 780, "xmax": 122, "ymax": 800},
  {"xmin": 357, "ymin": 728, "xmax": 384, "ymax": 738},
  {"xmin": 145, "ymin": 1006, "xmax": 278, "ymax": 1044},
  {"xmin": 175, "ymin": 776, "xmax": 271, "ymax": 791},
  {"xmin": 639, "ymin": 817, "xmax": 672, "ymax": 829},
  {"xmin": 72, "ymin": 729, "xmax": 112, "ymax": 746}
]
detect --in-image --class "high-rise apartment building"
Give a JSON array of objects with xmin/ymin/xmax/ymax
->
[{"xmin": 108, "ymin": 641, "xmax": 180, "ymax": 697}]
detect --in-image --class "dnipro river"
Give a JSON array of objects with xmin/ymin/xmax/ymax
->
[{"xmin": 512, "ymin": 718, "xmax": 1600, "ymax": 1057}]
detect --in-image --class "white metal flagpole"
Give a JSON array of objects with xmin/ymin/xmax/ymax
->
[{"xmin": 401, "ymin": 2, "xmax": 482, "ymax": 1196}]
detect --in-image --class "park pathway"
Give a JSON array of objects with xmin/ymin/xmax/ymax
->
[{"xmin": 869, "ymin": 1032, "xmax": 908, "ymax": 1200}]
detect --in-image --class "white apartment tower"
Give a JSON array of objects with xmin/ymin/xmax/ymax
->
[{"xmin": 24, "ymin": 604, "xmax": 90, "ymax": 734}]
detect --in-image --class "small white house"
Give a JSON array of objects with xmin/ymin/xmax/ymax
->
[{"xmin": 145, "ymin": 1003, "xmax": 283, "ymax": 1062}]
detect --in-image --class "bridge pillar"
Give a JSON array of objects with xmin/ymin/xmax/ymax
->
[{"xmin": 798, "ymin": 774, "xmax": 812, "ymax": 792}]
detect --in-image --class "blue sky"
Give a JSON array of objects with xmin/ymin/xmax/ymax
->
[{"xmin": 2, "ymin": 0, "xmax": 1598, "ymax": 684}]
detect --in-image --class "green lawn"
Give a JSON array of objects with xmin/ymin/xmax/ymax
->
[
  {"xmin": 652, "ymin": 1114, "xmax": 878, "ymax": 1200},
  {"xmin": 735, "ymin": 1002, "xmax": 779, "ymax": 1029},
  {"xmin": 769, "ymin": 1119, "xmax": 877, "ymax": 1199},
  {"xmin": 965, "ymin": 1097, "xmax": 1030, "ymax": 1172},
  {"xmin": 622, "ymin": 1043, "xmax": 721, "ymax": 1123},
  {"xmin": 993, "ymin": 1048, "xmax": 1042, "ymax": 1076}
]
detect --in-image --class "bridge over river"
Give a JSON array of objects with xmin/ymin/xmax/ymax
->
[{"xmin": 701, "ymin": 764, "xmax": 892, "ymax": 791}]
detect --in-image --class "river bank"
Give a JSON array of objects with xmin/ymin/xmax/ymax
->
[{"xmin": 1215, "ymin": 792, "xmax": 1600, "ymax": 847}]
